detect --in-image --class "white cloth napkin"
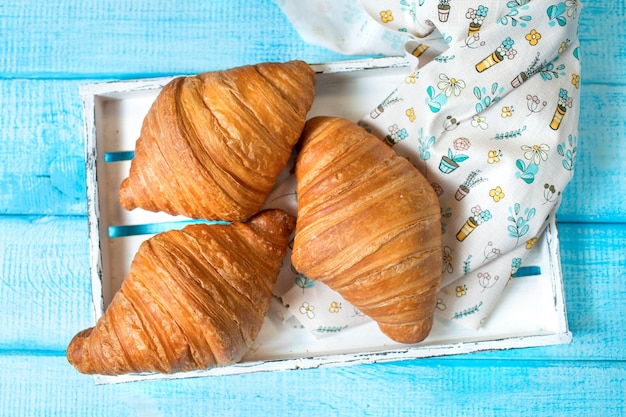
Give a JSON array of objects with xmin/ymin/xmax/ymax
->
[{"xmin": 270, "ymin": 0, "xmax": 581, "ymax": 335}]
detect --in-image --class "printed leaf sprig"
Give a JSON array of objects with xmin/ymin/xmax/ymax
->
[{"xmin": 507, "ymin": 203, "xmax": 536, "ymax": 245}]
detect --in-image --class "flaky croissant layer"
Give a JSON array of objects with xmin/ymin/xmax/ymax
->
[
  {"xmin": 119, "ymin": 60, "xmax": 316, "ymax": 221},
  {"xmin": 67, "ymin": 209, "xmax": 296, "ymax": 375},
  {"xmin": 291, "ymin": 116, "xmax": 443, "ymax": 344}
]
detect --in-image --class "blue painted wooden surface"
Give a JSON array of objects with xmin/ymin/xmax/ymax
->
[{"xmin": 0, "ymin": 0, "xmax": 624, "ymax": 415}]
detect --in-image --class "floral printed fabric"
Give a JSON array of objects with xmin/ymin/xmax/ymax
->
[{"xmin": 272, "ymin": 0, "xmax": 581, "ymax": 332}]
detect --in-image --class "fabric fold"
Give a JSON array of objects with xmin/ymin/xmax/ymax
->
[{"xmin": 271, "ymin": 0, "xmax": 581, "ymax": 333}]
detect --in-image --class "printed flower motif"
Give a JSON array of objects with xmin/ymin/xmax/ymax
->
[
  {"xmin": 405, "ymin": 71, "xmax": 419, "ymax": 84},
  {"xmin": 387, "ymin": 124, "xmax": 408, "ymax": 142},
  {"xmin": 487, "ymin": 149, "xmax": 502, "ymax": 164},
  {"xmin": 329, "ymin": 301, "xmax": 341, "ymax": 313},
  {"xmin": 453, "ymin": 137, "xmax": 471, "ymax": 151},
  {"xmin": 470, "ymin": 205, "xmax": 492, "ymax": 225},
  {"xmin": 496, "ymin": 37, "xmax": 517, "ymax": 60},
  {"xmin": 501, "ymin": 106, "xmax": 513, "ymax": 118},
  {"xmin": 406, "ymin": 107, "xmax": 416, "ymax": 122},
  {"xmin": 456, "ymin": 285, "xmax": 467, "ymax": 297},
  {"xmin": 526, "ymin": 94, "xmax": 547, "ymax": 113},
  {"xmin": 526, "ymin": 237, "xmax": 539, "ymax": 250},
  {"xmin": 466, "ymin": 5, "xmax": 488, "ymax": 22},
  {"xmin": 511, "ymin": 257, "xmax": 523, "ymax": 275},
  {"xmin": 522, "ymin": 144, "xmax": 550, "ymax": 165},
  {"xmin": 571, "ymin": 73, "xmax": 580, "ymax": 89},
  {"xmin": 478, "ymin": 209, "xmax": 492, "ymax": 223},
  {"xmin": 437, "ymin": 74, "xmax": 467, "ymax": 97},
  {"xmin": 565, "ymin": 0, "xmax": 579, "ymax": 18},
  {"xmin": 442, "ymin": 245, "xmax": 454, "ymax": 273},
  {"xmin": 489, "ymin": 186, "xmax": 505, "ymax": 202},
  {"xmin": 471, "ymin": 114, "xmax": 488, "ymax": 129},
  {"xmin": 558, "ymin": 41, "xmax": 570, "ymax": 54},
  {"xmin": 525, "ymin": 29, "xmax": 542, "ymax": 46},
  {"xmin": 380, "ymin": 10, "xmax": 394, "ymax": 23},
  {"xmin": 477, "ymin": 272, "xmax": 499, "ymax": 290},
  {"xmin": 484, "ymin": 241, "xmax": 502, "ymax": 262},
  {"xmin": 299, "ymin": 302, "xmax": 315, "ymax": 319}
]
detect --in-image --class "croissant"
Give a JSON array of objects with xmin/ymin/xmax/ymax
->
[
  {"xmin": 66, "ymin": 209, "xmax": 296, "ymax": 375},
  {"xmin": 291, "ymin": 117, "xmax": 442, "ymax": 344},
  {"xmin": 119, "ymin": 60, "xmax": 316, "ymax": 221}
]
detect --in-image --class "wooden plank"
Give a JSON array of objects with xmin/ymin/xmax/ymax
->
[
  {"xmin": 0, "ymin": 216, "xmax": 93, "ymax": 352},
  {"xmin": 1, "ymin": 216, "xmax": 623, "ymax": 362},
  {"xmin": 0, "ymin": 79, "xmax": 624, "ymax": 221},
  {"xmin": 0, "ymin": 79, "xmax": 86, "ymax": 216},
  {"xmin": 0, "ymin": 1, "xmax": 617, "ymax": 83},
  {"xmin": 0, "ymin": 353, "xmax": 623, "ymax": 416},
  {"xmin": 550, "ymin": 84, "xmax": 624, "ymax": 222},
  {"xmin": 0, "ymin": 0, "xmax": 348, "ymax": 79}
]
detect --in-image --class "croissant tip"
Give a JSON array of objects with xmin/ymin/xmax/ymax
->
[
  {"xmin": 66, "ymin": 327, "xmax": 95, "ymax": 374},
  {"xmin": 118, "ymin": 177, "xmax": 136, "ymax": 210},
  {"xmin": 248, "ymin": 209, "xmax": 296, "ymax": 244},
  {"xmin": 378, "ymin": 317, "xmax": 435, "ymax": 345}
]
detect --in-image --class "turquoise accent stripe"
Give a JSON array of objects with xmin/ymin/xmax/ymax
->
[
  {"xmin": 104, "ymin": 151, "xmax": 135, "ymax": 163},
  {"xmin": 512, "ymin": 266, "xmax": 542, "ymax": 278},
  {"xmin": 108, "ymin": 220, "xmax": 229, "ymax": 238}
]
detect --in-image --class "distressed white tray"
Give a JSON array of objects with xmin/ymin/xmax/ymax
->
[{"xmin": 80, "ymin": 57, "xmax": 571, "ymax": 385}]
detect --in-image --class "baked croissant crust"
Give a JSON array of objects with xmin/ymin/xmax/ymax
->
[
  {"xmin": 291, "ymin": 116, "xmax": 442, "ymax": 344},
  {"xmin": 66, "ymin": 209, "xmax": 296, "ymax": 375},
  {"xmin": 119, "ymin": 60, "xmax": 316, "ymax": 221}
]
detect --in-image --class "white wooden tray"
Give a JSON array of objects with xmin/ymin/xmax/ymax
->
[{"xmin": 80, "ymin": 57, "xmax": 571, "ymax": 384}]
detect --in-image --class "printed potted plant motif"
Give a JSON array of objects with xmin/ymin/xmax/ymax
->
[
  {"xmin": 550, "ymin": 88, "xmax": 572, "ymax": 130},
  {"xmin": 475, "ymin": 37, "xmax": 517, "ymax": 72},
  {"xmin": 370, "ymin": 88, "xmax": 403, "ymax": 119},
  {"xmin": 411, "ymin": 43, "xmax": 430, "ymax": 58},
  {"xmin": 466, "ymin": 5, "xmax": 489, "ymax": 35},
  {"xmin": 384, "ymin": 124, "xmax": 409, "ymax": 146},
  {"xmin": 438, "ymin": 0, "xmax": 451, "ymax": 22},
  {"xmin": 439, "ymin": 137, "xmax": 471, "ymax": 173},
  {"xmin": 455, "ymin": 169, "xmax": 487, "ymax": 200},
  {"xmin": 456, "ymin": 205, "xmax": 492, "ymax": 241},
  {"xmin": 511, "ymin": 53, "xmax": 544, "ymax": 88}
]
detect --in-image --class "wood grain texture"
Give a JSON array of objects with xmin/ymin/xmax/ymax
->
[
  {"xmin": 0, "ymin": 0, "xmax": 616, "ymax": 83},
  {"xmin": 0, "ymin": 80, "xmax": 86, "ymax": 216},
  {"xmin": 0, "ymin": 353, "xmax": 623, "ymax": 417},
  {"xmin": 0, "ymin": 216, "xmax": 93, "ymax": 352},
  {"xmin": 0, "ymin": 0, "xmax": 348, "ymax": 78}
]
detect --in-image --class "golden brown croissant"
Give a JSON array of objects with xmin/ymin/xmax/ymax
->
[
  {"xmin": 119, "ymin": 60, "xmax": 316, "ymax": 221},
  {"xmin": 66, "ymin": 209, "xmax": 296, "ymax": 375},
  {"xmin": 291, "ymin": 116, "xmax": 442, "ymax": 344}
]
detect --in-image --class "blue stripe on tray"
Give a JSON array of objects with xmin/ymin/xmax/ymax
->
[
  {"xmin": 104, "ymin": 151, "xmax": 135, "ymax": 163},
  {"xmin": 108, "ymin": 220, "xmax": 229, "ymax": 238},
  {"xmin": 512, "ymin": 266, "xmax": 542, "ymax": 278}
]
